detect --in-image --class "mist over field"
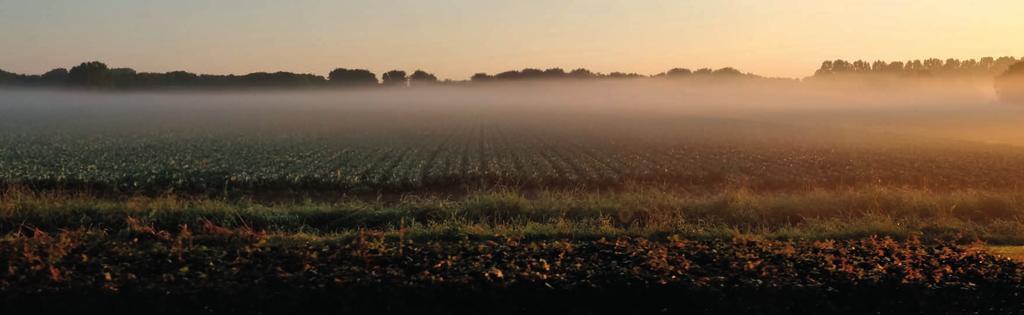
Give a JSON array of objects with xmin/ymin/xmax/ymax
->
[
  {"xmin": 4, "ymin": 78, "xmax": 1024, "ymax": 198},
  {"xmin": 6, "ymin": 1, "xmax": 1024, "ymax": 312},
  {"xmin": 1, "ymin": 77, "xmax": 1020, "ymax": 146}
]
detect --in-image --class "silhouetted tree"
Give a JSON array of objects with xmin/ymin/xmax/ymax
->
[
  {"xmin": 979, "ymin": 57, "xmax": 995, "ymax": 72},
  {"xmin": 235, "ymin": 72, "xmax": 326, "ymax": 87},
  {"xmin": 40, "ymin": 68, "xmax": 69, "ymax": 85},
  {"xmin": 567, "ymin": 68, "xmax": 594, "ymax": 79},
  {"xmin": 408, "ymin": 70, "xmax": 439, "ymax": 86},
  {"xmin": 68, "ymin": 61, "xmax": 113, "ymax": 88},
  {"xmin": 713, "ymin": 67, "xmax": 743, "ymax": 76},
  {"xmin": 666, "ymin": 68, "xmax": 692, "ymax": 78},
  {"xmin": 109, "ymin": 68, "xmax": 138, "ymax": 87},
  {"xmin": 150, "ymin": 71, "xmax": 199, "ymax": 87},
  {"xmin": 870, "ymin": 61, "xmax": 887, "ymax": 73},
  {"xmin": 943, "ymin": 58, "xmax": 962, "ymax": 73},
  {"xmin": 542, "ymin": 68, "xmax": 566, "ymax": 79},
  {"xmin": 493, "ymin": 70, "xmax": 520, "ymax": 80},
  {"xmin": 815, "ymin": 61, "xmax": 834, "ymax": 76},
  {"xmin": 887, "ymin": 61, "xmax": 905, "ymax": 73},
  {"xmin": 833, "ymin": 60, "xmax": 853, "ymax": 73},
  {"xmin": 606, "ymin": 72, "xmax": 643, "ymax": 79},
  {"xmin": 1002, "ymin": 62, "xmax": 1024, "ymax": 76},
  {"xmin": 852, "ymin": 60, "xmax": 871, "ymax": 72},
  {"xmin": 471, "ymin": 66, "xmax": 692, "ymax": 82},
  {"xmin": 519, "ymin": 68, "xmax": 544, "ymax": 79},
  {"xmin": 961, "ymin": 59, "xmax": 979, "ymax": 74},
  {"xmin": 994, "ymin": 57, "xmax": 1020, "ymax": 73},
  {"xmin": 382, "ymin": 70, "xmax": 407, "ymax": 86},
  {"xmin": 906, "ymin": 60, "xmax": 924, "ymax": 74},
  {"xmin": 0, "ymin": 69, "xmax": 20, "ymax": 84},
  {"xmin": 470, "ymin": 73, "xmax": 493, "ymax": 82},
  {"xmin": 923, "ymin": 58, "xmax": 943, "ymax": 72},
  {"xmin": 329, "ymin": 68, "xmax": 377, "ymax": 86}
]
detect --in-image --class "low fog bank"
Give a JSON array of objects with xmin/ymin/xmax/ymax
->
[
  {"xmin": 1, "ymin": 77, "xmax": 1020, "ymax": 145},
  {"xmin": 0, "ymin": 77, "xmax": 1003, "ymax": 111}
]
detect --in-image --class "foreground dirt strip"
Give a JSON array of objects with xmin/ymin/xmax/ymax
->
[{"xmin": 2, "ymin": 227, "xmax": 1024, "ymax": 314}]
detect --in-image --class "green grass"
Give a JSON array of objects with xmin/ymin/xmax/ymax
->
[{"xmin": 5, "ymin": 186, "xmax": 1024, "ymax": 244}]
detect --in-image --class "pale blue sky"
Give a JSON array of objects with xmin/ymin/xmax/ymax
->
[{"xmin": 1, "ymin": 0, "xmax": 1022, "ymax": 79}]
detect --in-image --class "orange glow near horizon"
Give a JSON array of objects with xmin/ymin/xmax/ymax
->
[{"xmin": 1, "ymin": 0, "xmax": 1022, "ymax": 79}]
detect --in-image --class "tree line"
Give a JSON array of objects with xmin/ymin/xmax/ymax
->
[
  {"xmin": 3, "ymin": 58, "xmax": 1022, "ymax": 90},
  {"xmin": 0, "ymin": 61, "xmax": 759, "ymax": 89},
  {"xmin": 470, "ymin": 66, "xmax": 747, "ymax": 82},
  {"xmin": 814, "ymin": 56, "xmax": 1021, "ymax": 77}
]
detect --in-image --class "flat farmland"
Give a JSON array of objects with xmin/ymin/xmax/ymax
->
[
  {"xmin": 3, "ymin": 104, "xmax": 1024, "ymax": 196},
  {"xmin": 3, "ymin": 89, "xmax": 1024, "ymax": 313}
]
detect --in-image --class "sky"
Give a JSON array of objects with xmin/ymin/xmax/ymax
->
[{"xmin": 1, "ymin": 0, "xmax": 1022, "ymax": 80}]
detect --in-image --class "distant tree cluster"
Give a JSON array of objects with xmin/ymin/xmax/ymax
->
[
  {"xmin": 814, "ymin": 57, "xmax": 1022, "ymax": 77},
  {"xmin": 65, "ymin": 61, "xmax": 332, "ymax": 89},
  {"xmin": 0, "ymin": 62, "xmax": 389, "ymax": 89},
  {"xmin": 381, "ymin": 70, "xmax": 407, "ymax": 87},
  {"xmin": 409, "ymin": 70, "xmax": 439, "ymax": 86},
  {"xmin": 0, "ymin": 68, "xmax": 68, "ymax": 86},
  {"xmin": 652, "ymin": 67, "xmax": 746, "ymax": 79},
  {"xmin": 468, "ymin": 67, "xmax": 752, "ymax": 83},
  {"xmin": 471, "ymin": 68, "xmax": 612, "ymax": 82},
  {"xmin": 0, "ymin": 61, "xmax": 758, "ymax": 90},
  {"xmin": 327, "ymin": 68, "xmax": 377, "ymax": 86}
]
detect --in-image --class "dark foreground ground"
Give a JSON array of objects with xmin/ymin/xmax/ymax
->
[
  {"xmin": 5, "ymin": 184, "xmax": 1024, "ymax": 314},
  {"xmin": 3, "ymin": 224, "xmax": 1023, "ymax": 314}
]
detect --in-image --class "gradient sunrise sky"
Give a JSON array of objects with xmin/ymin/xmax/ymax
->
[{"xmin": 1, "ymin": 0, "xmax": 1022, "ymax": 79}]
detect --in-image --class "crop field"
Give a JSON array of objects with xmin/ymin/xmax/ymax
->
[
  {"xmin": 3, "ymin": 0, "xmax": 1023, "ymax": 312},
  {"xmin": 3, "ymin": 90, "xmax": 1024, "ymax": 313},
  {"xmin": 3, "ymin": 109, "xmax": 1024, "ymax": 196}
]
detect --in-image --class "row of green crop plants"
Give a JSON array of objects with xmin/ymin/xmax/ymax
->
[{"xmin": 2, "ymin": 125, "xmax": 1024, "ymax": 194}]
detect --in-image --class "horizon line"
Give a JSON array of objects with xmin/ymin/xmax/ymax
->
[{"xmin": 3, "ymin": 55, "xmax": 1023, "ymax": 82}]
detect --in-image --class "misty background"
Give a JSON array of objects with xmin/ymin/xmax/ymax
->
[{"xmin": 1, "ymin": 76, "xmax": 1021, "ymax": 146}]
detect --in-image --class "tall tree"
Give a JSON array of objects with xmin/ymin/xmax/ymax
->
[
  {"xmin": 68, "ymin": 61, "xmax": 113, "ymax": 88},
  {"xmin": 408, "ymin": 70, "xmax": 439, "ymax": 86},
  {"xmin": 815, "ymin": 61, "xmax": 834, "ymax": 76},
  {"xmin": 713, "ymin": 67, "xmax": 743, "ymax": 76},
  {"xmin": 328, "ymin": 68, "xmax": 378, "ymax": 86},
  {"xmin": 382, "ymin": 70, "xmax": 407, "ymax": 86},
  {"xmin": 666, "ymin": 68, "xmax": 692, "ymax": 78},
  {"xmin": 470, "ymin": 73, "xmax": 493, "ymax": 82},
  {"xmin": 887, "ymin": 61, "xmax": 905, "ymax": 73}
]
